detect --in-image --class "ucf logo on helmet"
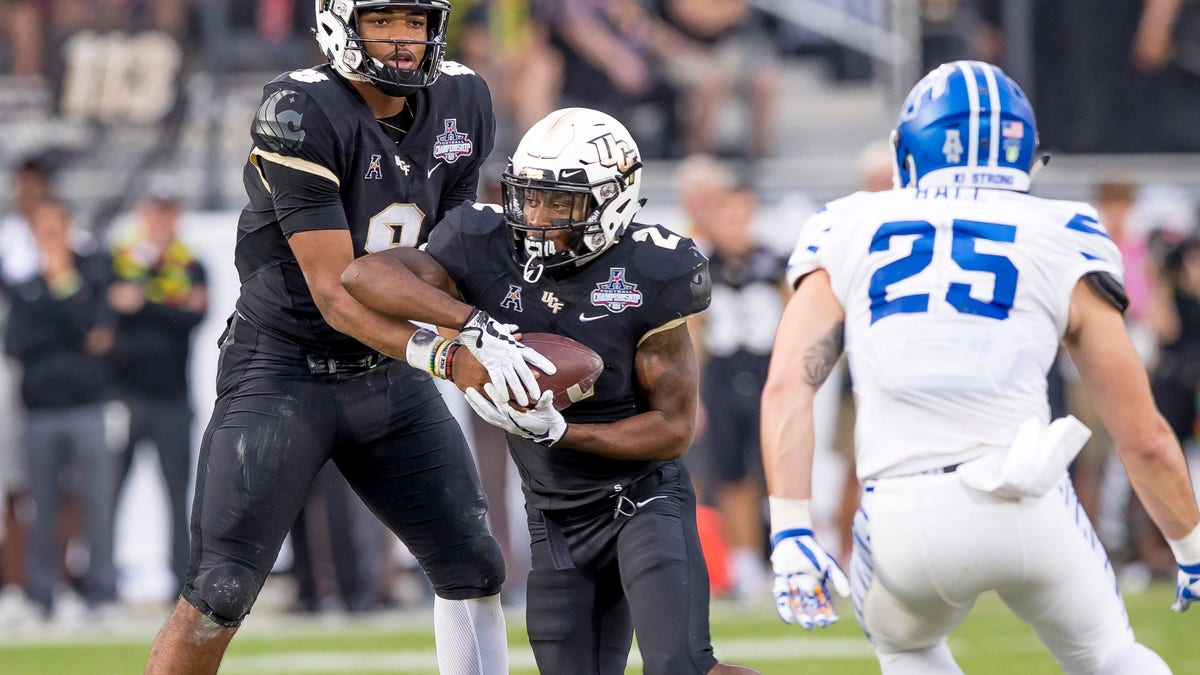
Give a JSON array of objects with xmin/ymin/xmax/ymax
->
[{"xmin": 590, "ymin": 134, "xmax": 638, "ymax": 181}]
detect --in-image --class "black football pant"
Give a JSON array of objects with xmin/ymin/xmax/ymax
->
[
  {"xmin": 182, "ymin": 315, "xmax": 503, "ymax": 625},
  {"xmin": 525, "ymin": 461, "xmax": 719, "ymax": 675}
]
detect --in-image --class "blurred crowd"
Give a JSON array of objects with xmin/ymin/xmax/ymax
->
[{"xmin": 0, "ymin": 0, "xmax": 1198, "ymax": 632}]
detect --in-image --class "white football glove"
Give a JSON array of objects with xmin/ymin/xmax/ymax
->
[
  {"xmin": 457, "ymin": 309, "xmax": 555, "ymax": 407},
  {"xmin": 1173, "ymin": 563, "xmax": 1200, "ymax": 612},
  {"xmin": 770, "ymin": 528, "xmax": 850, "ymax": 629},
  {"xmin": 465, "ymin": 384, "xmax": 567, "ymax": 447}
]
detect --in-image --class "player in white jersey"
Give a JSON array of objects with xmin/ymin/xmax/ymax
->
[{"xmin": 760, "ymin": 60, "xmax": 1200, "ymax": 674}]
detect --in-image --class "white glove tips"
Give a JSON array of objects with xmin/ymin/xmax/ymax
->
[
  {"xmin": 465, "ymin": 384, "xmax": 567, "ymax": 447},
  {"xmin": 1173, "ymin": 563, "xmax": 1200, "ymax": 612},
  {"xmin": 770, "ymin": 528, "xmax": 850, "ymax": 629},
  {"xmin": 458, "ymin": 309, "xmax": 556, "ymax": 407}
]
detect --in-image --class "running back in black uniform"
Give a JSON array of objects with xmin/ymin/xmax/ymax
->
[
  {"xmin": 429, "ymin": 205, "xmax": 709, "ymax": 510},
  {"xmin": 343, "ymin": 107, "xmax": 762, "ymax": 674},
  {"xmin": 426, "ymin": 203, "xmax": 721, "ymax": 675},
  {"xmin": 181, "ymin": 47, "xmax": 504, "ymax": 633}
]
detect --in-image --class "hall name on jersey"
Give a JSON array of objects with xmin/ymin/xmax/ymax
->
[{"xmin": 914, "ymin": 186, "xmax": 984, "ymax": 200}]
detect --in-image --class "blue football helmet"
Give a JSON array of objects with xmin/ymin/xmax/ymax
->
[{"xmin": 892, "ymin": 61, "xmax": 1041, "ymax": 191}]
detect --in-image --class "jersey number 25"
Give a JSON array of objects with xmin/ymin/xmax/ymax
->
[{"xmin": 869, "ymin": 219, "xmax": 1018, "ymax": 324}]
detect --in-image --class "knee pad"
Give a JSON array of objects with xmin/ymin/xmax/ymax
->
[
  {"xmin": 429, "ymin": 534, "xmax": 505, "ymax": 599},
  {"xmin": 188, "ymin": 562, "xmax": 262, "ymax": 626},
  {"xmin": 1095, "ymin": 642, "xmax": 1170, "ymax": 675}
]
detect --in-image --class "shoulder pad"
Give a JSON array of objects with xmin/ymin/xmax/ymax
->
[
  {"xmin": 439, "ymin": 60, "xmax": 478, "ymax": 77},
  {"xmin": 278, "ymin": 67, "xmax": 335, "ymax": 86},
  {"xmin": 628, "ymin": 224, "xmax": 708, "ymax": 282},
  {"xmin": 444, "ymin": 201, "xmax": 506, "ymax": 236},
  {"xmin": 251, "ymin": 84, "xmax": 323, "ymax": 155},
  {"xmin": 820, "ymin": 189, "xmax": 875, "ymax": 215}
]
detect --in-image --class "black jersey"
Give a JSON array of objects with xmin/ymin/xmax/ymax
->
[
  {"xmin": 426, "ymin": 203, "xmax": 711, "ymax": 513},
  {"xmin": 235, "ymin": 62, "xmax": 494, "ymax": 357}
]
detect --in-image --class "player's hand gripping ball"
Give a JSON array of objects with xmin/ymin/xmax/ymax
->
[{"xmin": 518, "ymin": 333, "xmax": 603, "ymax": 411}]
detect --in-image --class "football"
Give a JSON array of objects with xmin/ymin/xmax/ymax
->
[{"xmin": 520, "ymin": 333, "xmax": 604, "ymax": 410}]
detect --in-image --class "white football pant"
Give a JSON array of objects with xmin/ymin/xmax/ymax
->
[{"xmin": 849, "ymin": 472, "xmax": 1170, "ymax": 675}]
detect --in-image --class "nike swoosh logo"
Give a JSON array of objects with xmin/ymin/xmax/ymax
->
[
  {"xmin": 579, "ymin": 313, "xmax": 609, "ymax": 322},
  {"xmin": 635, "ymin": 495, "xmax": 668, "ymax": 508},
  {"xmin": 427, "ymin": 163, "xmax": 442, "ymax": 178}
]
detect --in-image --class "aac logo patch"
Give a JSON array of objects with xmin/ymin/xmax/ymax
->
[
  {"xmin": 501, "ymin": 285, "xmax": 523, "ymax": 312},
  {"xmin": 364, "ymin": 154, "xmax": 383, "ymax": 180}
]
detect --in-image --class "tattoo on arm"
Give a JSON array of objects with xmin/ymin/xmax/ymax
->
[{"xmin": 803, "ymin": 322, "xmax": 844, "ymax": 387}]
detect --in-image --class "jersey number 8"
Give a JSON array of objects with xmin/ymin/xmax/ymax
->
[{"xmin": 365, "ymin": 203, "xmax": 427, "ymax": 252}]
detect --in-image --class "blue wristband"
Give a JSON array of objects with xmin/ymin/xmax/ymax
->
[{"xmin": 771, "ymin": 528, "xmax": 814, "ymax": 548}]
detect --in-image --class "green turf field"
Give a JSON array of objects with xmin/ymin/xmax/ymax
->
[{"xmin": 0, "ymin": 583, "xmax": 1193, "ymax": 674}]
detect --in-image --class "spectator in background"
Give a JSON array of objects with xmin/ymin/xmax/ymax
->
[
  {"xmin": 692, "ymin": 183, "xmax": 786, "ymax": 604},
  {"xmin": 451, "ymin": 0, "xmax": 562, "ymax": 134},
  {"xmin": 539, "ymin": 0, "xmax": 682, "ymax": 157},
  {"xmin": 4, "ymin": 197, "xmax": 117, "ymax": 620},
  {"xmin": 1, "ymin": 157, "xmax": 55, "ymax": 286},
  {"xmin": 1152, "ymin": 235, "xmax": 1200, "ymax": 453},
  {"xmin": 1, "ymin": 0, "xmax": 44, "ymax": 77},
  {"xmin": 651, "ymin": 0, "xmax": 780, "ymax": 160},
  {"xmin": 107, "ymin": 191, "xmax": 207, "ymax": 597},
  {"xmin": 0, "ymin": 156, "xmax": 57, "ymax": 625},
  {"xmin": 672, "ymin": 153, "xmax": 736, "ymax": 240}
]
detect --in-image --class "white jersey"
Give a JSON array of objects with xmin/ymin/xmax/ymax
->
[{"xmin": 788, "ymin": 187, "xmax": 1123, "ymax": 479}]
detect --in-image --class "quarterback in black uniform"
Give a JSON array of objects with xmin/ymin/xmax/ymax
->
[
  {"xmin": 344, "ymin": 108, "xmax": 760, "ymax": 675},
  {"xmin": 146, "ymin": 3, "xmax": 552, "ymax": 674}
]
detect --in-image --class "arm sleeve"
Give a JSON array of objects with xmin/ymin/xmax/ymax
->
[{"xmin": 258, "ymin": 160, "xmax": 348, "ymax": 236}]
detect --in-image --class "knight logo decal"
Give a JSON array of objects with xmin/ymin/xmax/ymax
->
[
  {"xmin": 591, "ymin": 268, "xmax": 643, "ymax": 312},
  {"xmin": 501, "ymin": 284, "xmax": 523, "ymax": 313},
  {"xmin": 433, "ymin": 119, "xmax": 474, "ymax": 163}
]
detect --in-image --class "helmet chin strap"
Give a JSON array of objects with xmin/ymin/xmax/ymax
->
[{"xmin": 522, "ymin": 255, "xmax": 544, "ymax": 284}]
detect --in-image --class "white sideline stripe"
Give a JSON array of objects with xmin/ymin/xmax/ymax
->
[
  {"xmin": 957, "ymin": 62, "xmax": 980, "ymax": 168},
  {"xmin": 219, "ymin": 638, "xmax": 875, "ymax": 673}
]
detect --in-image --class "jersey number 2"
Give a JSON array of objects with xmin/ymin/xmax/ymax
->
[{"xmin": 869, "ymin": 219, "xmax": 1017, "ymax": 324}]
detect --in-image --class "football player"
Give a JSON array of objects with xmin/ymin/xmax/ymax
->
[
  {"xmin": 761, "ymin": 60, "xmax": 1200, "ymax": 674},
  {"xmin": 145, "ymin": 2, "xmax": 554, "ymax": 674},
  {"xmin": 343, "ymin": 108, "xmax": 760, "ymax": 674}
]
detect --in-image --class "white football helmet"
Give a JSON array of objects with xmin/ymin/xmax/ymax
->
[
  {"xmin": 501, "ymin": 108, "xmax": 643, "ymax": 283},
  {"xmin": 313, "ymin": 0, "xmax": 449, "ymax": 97}
]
